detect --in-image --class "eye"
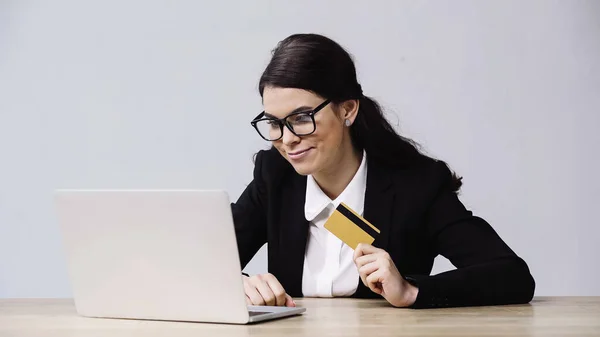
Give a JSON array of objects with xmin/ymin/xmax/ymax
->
[{"xmin": 291, "ymin": 113, "xmax": 313, "ymax": 123}]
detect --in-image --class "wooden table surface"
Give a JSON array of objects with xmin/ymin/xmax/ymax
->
[{"xmin": 1, "ymin": 297, "xmax": 599, "ymax": 336}]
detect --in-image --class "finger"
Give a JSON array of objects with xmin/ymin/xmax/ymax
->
[
  {"xmin": 354, "ymin": 243, "xmax": 382, "ymax": 260},
  {"xmin": 285, "ymin": 294, "xmax": 296, "ymax": 307},
  {"xmin": 359, "ymin": 261, "xmax": 380, "ymax": 279},
  {"xmin": 358, "ymin": 260, "xmax": 380, "ymax": 287},
  {"xmin": 355, "ymin": 254, "xmax": 378, "ymax": 269},
  {"xmin": 353, "ymin": 243, "xmax": 365, "ymax": 260},
  {"xmin": 253, "ymin": 279, "xmax": 276, "ymax": 306},
  {"xmin": 244, "ymin": 280, "xmax": 265, "ymax": 305},
  {"xmin": 262, "ymin": 274, "xmax": 287, "ymax": 306},
  {"xmin": 366, "ymin": 269, "xmax": 384, "ymax": 295},
  {"xmin": 245, "ymin": 295, "xmax": 252, "ymax": 305}
]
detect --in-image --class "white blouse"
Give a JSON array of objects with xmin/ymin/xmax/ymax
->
[{"xmin": 301, "ymin": 151, "xmax": 367, "ymax": 297}]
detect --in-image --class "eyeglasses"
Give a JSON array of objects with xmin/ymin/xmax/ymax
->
[{"xmin": 250, "ymin": 100, "xmax": 331, "ymax": 141}]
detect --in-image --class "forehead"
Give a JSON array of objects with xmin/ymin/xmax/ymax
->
[{"xmin": 262, "ymin": 87, "xmax": 324, "ymax": 118}]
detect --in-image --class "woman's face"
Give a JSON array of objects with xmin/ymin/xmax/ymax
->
[{"xmin": 262, "ymin": 87, "xmax": 356, "ymax": 176}]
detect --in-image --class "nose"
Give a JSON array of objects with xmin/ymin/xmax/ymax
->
[{"xmin": 281, "ymin": 126, "xmax": 300, "ymax": 146}]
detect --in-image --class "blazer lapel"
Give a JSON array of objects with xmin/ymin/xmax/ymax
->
[
  {"xmin": 277, "ymin": 172, "xmax": 309, "ymax": 297},
  {"xmin": 364, "ymin": 161, "xmax": 395, "ymax": 252}
]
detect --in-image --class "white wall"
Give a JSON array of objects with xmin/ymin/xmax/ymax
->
[{"xmin": 1, "ymin": 0, "xmax": 598, "ymax": 298}]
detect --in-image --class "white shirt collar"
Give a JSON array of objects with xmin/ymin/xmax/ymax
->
[{"xmin": 304, "ymin": 151, "xmax": 368, "ymax": 222}]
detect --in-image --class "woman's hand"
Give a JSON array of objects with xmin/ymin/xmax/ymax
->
[
  {"xmin": 243, "ymin": 273, "xmax": 296, "ymax": 307},
  {"xmin": 354, "ymin": 243, "xmax": 419, "ymax": 307}
]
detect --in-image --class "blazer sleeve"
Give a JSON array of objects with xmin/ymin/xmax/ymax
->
[
  {"xmin": 405, "ymin": 162, "xmax": 536, "ymax": 309},
  {"xmin": 231, "ymin": 151, "xmax": 268, "ymax": 269}
]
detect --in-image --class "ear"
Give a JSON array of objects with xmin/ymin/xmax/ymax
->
[{"xmin": 339, "ymin": 99, "xmax": 360, "ymax": 125}]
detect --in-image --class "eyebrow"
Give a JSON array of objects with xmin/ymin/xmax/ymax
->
[{"xmin": 264, "ymin": 106, "xmax": 313, "ymax": 119}]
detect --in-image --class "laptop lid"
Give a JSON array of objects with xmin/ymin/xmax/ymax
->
[{"xmin": 55, "ymin": 189, "xmax": 250, "ymax": 323}]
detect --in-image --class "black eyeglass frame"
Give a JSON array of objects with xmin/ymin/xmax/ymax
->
[{"xmin": 250, "ymin": 99, "xmax": 331, "ymax": 141}]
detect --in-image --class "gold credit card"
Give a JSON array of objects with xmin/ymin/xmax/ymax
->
[{"xmin": 324, "ymin": 202, "xmax": 380, "ymax": 250}]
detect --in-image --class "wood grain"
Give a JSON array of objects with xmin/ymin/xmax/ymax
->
[{"xmin": 1, "ymin": 297, "xmax": 599, "ymax": 336}]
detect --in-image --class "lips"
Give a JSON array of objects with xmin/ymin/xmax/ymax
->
[
  {"xmin": 288, "ymin": 148, "xmax": 311, "ymax": 156},
  {"xmin": 287, "ymin": 147, "xmax": 313, "ymax": 160}
]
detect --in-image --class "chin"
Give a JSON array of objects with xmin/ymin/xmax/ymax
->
[
  {"xmin": 287, "ymin": 160, "xmax": 317, "ymax": 176},
  {"xmin": 290, "ymin": 164, "xmax": 313, "ymax": 176}
]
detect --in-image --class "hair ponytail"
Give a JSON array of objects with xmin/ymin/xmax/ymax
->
[
  {"xmin": 351, "ymin": 95, "xmax": 463, "ymax": 191},
  {"xmin": 351, "ymin": 95, "xmax": 423, "ymax": 167}
]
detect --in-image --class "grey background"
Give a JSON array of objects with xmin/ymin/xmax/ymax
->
[{"xmin": 1, "ymin": 0, "xmax": 599, "ymax": 298}]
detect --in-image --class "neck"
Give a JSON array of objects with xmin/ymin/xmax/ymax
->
[{"xmin": 313, "ymin": 146, "xmax": 363, "ymax": 200}]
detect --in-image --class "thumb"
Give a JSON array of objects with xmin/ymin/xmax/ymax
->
[{"xmin": 284, "ymin": 294, "xmax": 296, "ymax": 307}]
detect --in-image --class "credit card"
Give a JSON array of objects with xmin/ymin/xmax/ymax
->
[{"xmin": 323, "ymin": 202, "xmax": 380, "ymax": 249}]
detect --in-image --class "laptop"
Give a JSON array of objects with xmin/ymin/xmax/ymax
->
[{"xmin": 54, "ymin": 189, "xmax": 306, "ymax": 324}]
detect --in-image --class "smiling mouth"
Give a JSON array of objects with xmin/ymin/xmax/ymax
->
[
  {"xmin": 288, "ymin": 148, "xmax": 311, "ymax": 156},
  {"xmin": 287, "ymin": 148, "xmax": 313, "ymax": 159}
]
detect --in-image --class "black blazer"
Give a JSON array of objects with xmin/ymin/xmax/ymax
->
[{"xmin": 232, "ymin": 148, "xmax": 535, "ymax": 308}]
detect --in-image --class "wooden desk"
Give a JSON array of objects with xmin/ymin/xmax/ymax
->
[{"xmin": 1, "ymin": 297, "xmax": 599, "ymax": 336}]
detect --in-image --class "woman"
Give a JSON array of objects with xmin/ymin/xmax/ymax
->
[{"xmin": 233, "ymin": 33, "xmax": 535, "ymax": 309}]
